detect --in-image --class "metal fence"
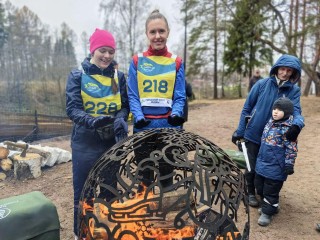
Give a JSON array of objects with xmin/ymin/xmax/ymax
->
[{"xmin": 0, "ymin": 110, "xmax": 72, "ymax": 143}]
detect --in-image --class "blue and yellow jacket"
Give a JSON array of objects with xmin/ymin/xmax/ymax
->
[
  {"xmin": 66, "ymin": 58, "xmax": 129, "ymax": 151},
  {"xmin": 127, "ymin": 46, "xmax": 186, "ymax": 123},
  {"xmin": 236, "ymin": 54, "xmax": 305, "ymax": 145}
]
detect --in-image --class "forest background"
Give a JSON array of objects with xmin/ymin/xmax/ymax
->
[
  {"xmin": 0, "ymin": 0, "xmax": 319, "ymax": 120},
  {"xmin": 0, "ymin": 1, "xmax": 320, "ymax": 238}
]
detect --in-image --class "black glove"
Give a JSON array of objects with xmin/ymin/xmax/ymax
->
[
  {"xmin": 285, "ymin": 166, "xmax": 294, "ymax": 175},
  {"xmin": 91, "ymin": 116, "xmax": 114, "ymax": 128},
  {"xmin": 96, "ymin": 125, "xmax": 114, "ymax": 140},
  {"xmin": 114, "ymin": 118, "xmax": 128, "ymax": 142},
  {"xmin": 168, "ymin": 115, "xmax": 185, "ymax": 126},
  {"xmin": 134, "ymin": 118, "xmax": 151, "ymax": 129},
  {"xmin": 231, "ymin": 131, "xmax": 242, "ymax": 145},
  {"xmin": 286, "ymin": 125, "xmax": 301, "ymax": 142}
]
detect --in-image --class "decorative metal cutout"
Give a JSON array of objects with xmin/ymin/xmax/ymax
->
[{"xmin": 79, "ymin": 128, "xmax": 250, "ymax": 240}]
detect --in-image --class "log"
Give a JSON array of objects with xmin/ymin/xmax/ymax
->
[
  {"xmin": 151, "ymin": 210, "xmax": 195, "ymax": 229},
  {"xmin": 28, "ymin": 145, "xmax": 71, "ymax": 167},
  {"xmin": 0, "ymin": 146, "xmax": 9, "ymax": 159},
  {"xmin": 147, "ymin": 189, "xmax": 196, "ymax": 229},
  {"xmin": 161, "ymin": 189, "xmax": 195, "ymax": 211},
  {"xmin": 0, "ymin": 172, "xmax": 6, "ymax": 181},
  {"xmin": 12, "ymin": 153, "xmax": 42, "ymax": 180},
  {"xmin": 4, "ymin": 141, "xmax": 28, "ymax": 157},
  {"xmin": 1, "ymin": 158, "xmax": 13, "ymax": 171},
  {"xmin": 27, "ymin": 147, "xmax": 51, "ymax": 164}
]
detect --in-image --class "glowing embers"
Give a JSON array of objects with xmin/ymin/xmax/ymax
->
[
  {"xmin": 78, "ymin": 129, "xmax": 249, "ymax": 240},
  {"xmin": 82, "ymin": 186, "xmax": 196, "ymax": 239}
]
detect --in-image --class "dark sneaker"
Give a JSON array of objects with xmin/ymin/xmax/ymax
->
[
  {"xmin": 248, "ymin": 194, "xmax": 259, "ymax": 207},
  {"xmin": 258, "ymin": 213, "xmax": 272, "ymax": 226},
  {"xmin": 316, "ymin": 223, "xmax": 320, "ymax": 232}
]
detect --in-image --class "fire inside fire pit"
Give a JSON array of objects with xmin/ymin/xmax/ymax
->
[{"xmin": 79, "ymin": 129, "xmax": 249, "ymax": 240}]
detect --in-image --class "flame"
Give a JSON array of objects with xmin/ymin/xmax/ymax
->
[
  {"xmin": 81, "ymin": 187, "xmax": 240, "ymax": 240},
  {"xmin": 144, "ymin": 227, "xmax": 195, "ymax": 240},
  {"xmin": 82, "ymin": 200, "xmax": 94, "ymax": 215},
  {"xmin": 216, "ymin": 231, "xmax": 240, "ymax": 240},
  {"xmin": 81, "ymin": 186, "xmax": 195, "ymax": 240}
]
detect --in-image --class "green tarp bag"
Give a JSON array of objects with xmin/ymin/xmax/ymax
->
[
  {"xmin": 199, "ymin": 147, "xmax": 247, "ymax": 170},
  {"xmin": 0, "ymin": 191, "xmax": 60, "ymax": 240},
  {"xmin": 223, "ymin": 149, "xmax": 247, "ymax": 169}
]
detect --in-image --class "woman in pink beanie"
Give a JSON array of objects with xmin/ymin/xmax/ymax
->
[
  {"xmin": 89, "ymin": 28, "xmax": 116, "ymax": 55},
  {"xmin": 66, "ymin": 28, "xmax": 129, "ymax": 240}
]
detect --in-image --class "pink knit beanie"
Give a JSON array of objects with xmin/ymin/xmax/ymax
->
[{"xmin": 89, "ymin": 28, "xmax": 116, "ymax": 54}]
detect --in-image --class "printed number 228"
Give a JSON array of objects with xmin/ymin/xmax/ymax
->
[
  {"xmin": 85, "ymin": 101, "xmax": 117, "ymax": 114},
  {"xmin": 143, "ymin": 80, "xmax": 168, "ymax": 93}
]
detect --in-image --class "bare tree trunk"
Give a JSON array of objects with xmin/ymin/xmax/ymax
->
[
  {"xmin": 316, "ymin": 82, "xmax": 320, "ymax": 96},
  {"xmin": 56, "ymin": 78, "xmax": 65, "ymax": 111},
  {"xmin": 238, "ymin": 74, "xmax": 242, "ymax": 98},
  {"xmin": 303, "ymin": 2, "xmax": 320, "ymax": 96},
  {"xmin": 288, "ymin": 0, "xmax": 294, "ymax": 49},
  {"xmin": 303, "ymin": 66, "xmax": 320, "ymax": 97},
  {"xmin": 221, "ymin": 74, "xmax": 225, "ymax": 98},
  {"xmin": 298, "ymin": 0, "xmax": 307, "ymax": 59},
  {"xmin": 304, "ymin": 79, "xmax": 312, "ymax": 96},
  {"xmin": 213, "ymin": 0, "xmax": 218, "ymax": 99},
  {"xmin": 298, "ymin": 0, "xmax": 307, "ymax": 87},
  {"xmin": 293, "ymin": 0, "xmax": 299, "ymax": 52}
]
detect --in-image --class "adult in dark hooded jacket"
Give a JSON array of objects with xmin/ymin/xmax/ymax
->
[
  {"xmin": 66, "ymin": 29, "xmax": 129, "ymax": 239},
  {"xmin": 231, "ymin": 54, "xmax": 304, "ymax": 207}
]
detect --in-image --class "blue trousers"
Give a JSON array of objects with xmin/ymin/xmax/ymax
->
[
  {"xmin": 133, "ymin": 118, "xmax": 182, "ymax": 132},
  {"xmin": 72, "ymin": 142, "xmax": 116, "ymax": 236}
]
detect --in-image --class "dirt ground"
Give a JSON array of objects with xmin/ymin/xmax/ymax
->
[{"xmin": 1, "ymin": 96, "xmax": 320, "ymax": 240}]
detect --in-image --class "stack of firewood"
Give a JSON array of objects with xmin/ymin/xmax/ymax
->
[{"xmin": 0, "ymin": 141, "xmax": 71, "ymax": 181}]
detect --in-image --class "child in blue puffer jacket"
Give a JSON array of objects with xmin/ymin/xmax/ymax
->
[{"xmin": 255, "ymin": 97, "xmax": 298, "ymax": 227}]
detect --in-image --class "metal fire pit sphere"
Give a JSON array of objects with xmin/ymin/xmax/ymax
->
[{"xmin": 79, "ymin": 128, "xmax": 250, "ymax": 240}]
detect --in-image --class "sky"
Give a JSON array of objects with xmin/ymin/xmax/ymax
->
[{"xmin": 8, "ymin": 0, "xmax": 184, "ymax": 62}]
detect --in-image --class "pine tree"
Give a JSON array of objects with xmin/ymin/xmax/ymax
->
[{"xmin": 0, "ymin": 0, "xmax": 7, "ymax": 49}]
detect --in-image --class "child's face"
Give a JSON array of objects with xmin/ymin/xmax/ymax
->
[
  {"xmin": 146, "ymin": 18, "xmax": 169, "ymax": 50},
  {"xmin": 272, "ymin": 108, "xmax": 284, "ymax": 120}
]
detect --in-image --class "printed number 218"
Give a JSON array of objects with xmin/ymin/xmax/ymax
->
[{"xmin": 143, "ymin": 80, "xmax": 168, "ymax": 93}]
